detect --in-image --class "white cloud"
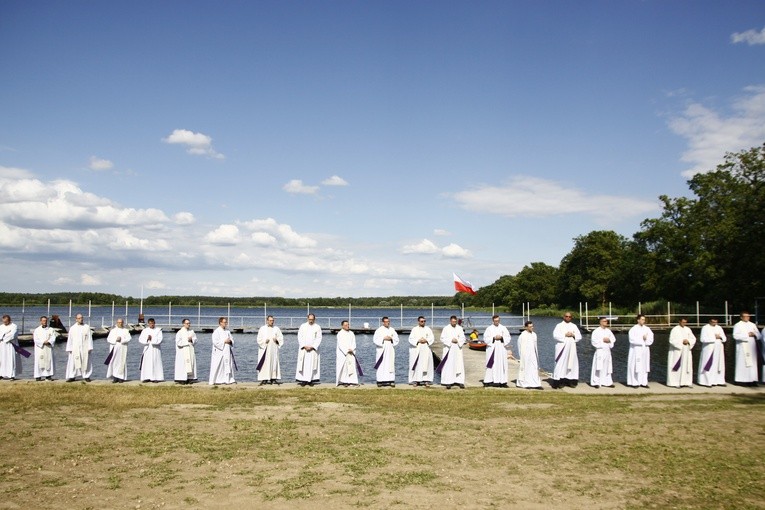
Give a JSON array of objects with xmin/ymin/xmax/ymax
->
[
  {"xmin": 251, "ymin": 232, "xmax": 277, "ymax": 246},
  {"xmin": 0, "ymin": 166, "xmax": 33, "ymax": 179},
  {"xmin": 402, "ymin": 239, "xmax": 440, "ymax": 254},
  {"xmin": 731, "ymin": 26, "xmax": 765, "ymax": 45},
  {"xmin": 283, "ymin": 179, "xmax": 319, "ymax": 195},
  {"xmin": 173, "ymin": 212, "xmax": 195, "ymax": 225},
  {"xmin": 204, "ymin": 224, "xmax": 240, "ymax": 245},
  {"xmin": 450, "ymin": 176, "xmax": 657, "ymax": 221},
  {"xmin": 441, "ymin": 243, "xmax": 471, "ymax": 259},
  {"xmin": 80, "ymin": 273, "xmax": 101, "ymax": 285},
  {"xmin": 88, "ymin": 156, "xmax": 114, "ymax": 171},
  {"xmin": 668, "ymin": 85, "xmax": 765, "ymax": 177},
  {"xmin": 321, "ymin": 175, "xmax": 349, "ymax": 186},
  {"xmin": 145, "ymin": 280, "xmax": 166, "ymax": 290},
  {"xmin": 433, "ymin": 229, "xmax": 451, "ymax": 236},
  {"xmin": 162, "ymin": 129, "xmax": 225, "ymax": 160},
  {"xmin": 239, "ymin": 218, "xmax": 317, "ymax": 248}
]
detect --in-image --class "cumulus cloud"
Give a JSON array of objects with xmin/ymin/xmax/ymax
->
[
  {"xmin": 0, "ymin": 166, "xmax": 33, "ymax": 179},
  {"xmin": 204, "ymin": 224, "xmax": 241, "ymax": 245},
  {"xmin": 88, "ymin": 156, "xmax": 114, "ymax": 171},
  {"xmin": 321, "ymin": 175, "xmax": 349, "ymax": 186},
  {"xmin": 239, "ymin": 217, "xmax": 317, "ymax": 248},
  {"xmin": 145, "ymin": 280, "xmax": 166, "ymax": 290},
  {"xmin": 668, "ymin": 85, "xmax": 765, "ymax": 176},
  {"xmin": 173, "ymin": 212, "xmax": 195, "ymax": 225},
  {"xmin": 441, "ymin": 243, "xmax": 471, "ymax": 259},
  {"xmin": 433, "ymin": 229, "xmax": 451, "ymax": 236},
  {"xmin": 80, "ymin": 273, "xmax": 101, "ymax": 285},
  {"xmin": 163, "ymin": 129, "xmax": 225, "ymax": 160},
  {"xmin": 731, "ymin": 26, "xmax": 765, "ymax": 45},
  {"xmin": 283, "ymin": 179, "xmax": 319, "ymax": 195},
  {"xmin": 402, "ymin": 239, "xmax": 439, "ymax": 254},
  {"xmin": 450, "ymin": 176, "xmax": 657, "ymax": 221}
]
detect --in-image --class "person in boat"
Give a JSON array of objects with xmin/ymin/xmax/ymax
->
[
  {"xmin": 210, "ymin": 317, "xmax": 236, "ymax": 385},
  {"xmin": 0, "ymin": 315, "xmax": 21, "ymax": 380},
  {"xmin": 439, "ymin": 315, "xmax": 466, "ymax": 389},
  {"xmin": 590, "ymin": 317, "xmax": 615, "ymax": 388},
  {"xmin": 408, "ymin": 316, "xmax": 435, "ymax": 387},
  {"xmin": 106, "ymin": 318, "xmax": 132, "ymax": 383},
  {"xmin": 483, "ymin": 315, "xmax": 511, "ymax": 387},
  {"xmin": 627, "ymin": 314, "xmax": 654, "ymax": 388},
  {"xmin": 373, "ymin": 316, "xmax": 399, "ymax": 387},
  {"xmin": 732, "ymin": 311, "xmax": 760, "ymax": 386},
  {"xmin": 296, "ymin": 314, "xmax": 321, "ymax": 386},
  {"xmin": 667, "ymin": 318, "xmax": 696, "ymax": 388},
  {"xmin": 551, "ymin": 312, "xmax": 581, "ymax": 388},
  {"xmin": 257, "ymin": 315, "xmax": 284, "ymax": 385},
  {"xmin": 138, "ymin": 318, "xmax": 164, "ymax": 383},
  {"xmin": 174, "ymin": 319, "xmax": 197, "ymax": 384},
  {"xmin": 516, "ymin": 321, "xmax": 542, "ymax": 389},
  {"xmin": 65, "ymin": 313, "xmax": 93, "ymax": 382},
  {"xmin": 33, "ymin": 316, "xmax": 57, "ymax": 381},
  {"xmin": 698, "ymin": 317, "xmax": 726, "ymax": 387},
  {"xmin": 336, "ymin": 320, "xmax": 360, "ymax": 386}
]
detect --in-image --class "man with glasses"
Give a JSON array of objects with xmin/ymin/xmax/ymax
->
[
  {"xmin": 408, "ymin": 316, "xmax": 434, "ymax": 387},
  {"xmin": 698, "ymin": 317, "xmax": 726, "ymax": 387},
  {"xmin": 551, "ymin": 312, "xmax": 582, "ymax": 388}
]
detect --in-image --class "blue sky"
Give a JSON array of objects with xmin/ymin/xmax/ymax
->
[{"xmin": 1, "ymin": 0, "xmax": 764, "ymax": 298}]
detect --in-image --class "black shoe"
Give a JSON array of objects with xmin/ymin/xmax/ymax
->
[
  {"xmin": 66, "ymin": 378, "xmax": 75, "ymax": 383},
  {"xmin": 9, "ymin": 377, "xmax": 15, "ymax": 381},
  {"xmin": 112, "ymin": 379, "xmax": 119, "ymax": 384},
  {"xmin": 142, "ymin": 380, "xmax": 150, "ymax": 383},
  {"xmin": 457, "ymin": 384, "xmax": 465, "ymax": 389},
  {"xmin": 36, "ymin": 377, "xmax": 43, "ymax": 381},
  {"xmin": 605, "ymin": 384, "xmax": 615, "ymax": 388},
  {"xmin": 84, "ymin": 378, "xmax": 91, "ymax": 382},
  {"xmin": 46, "ymin": 376, "xmax": 53, "ymax": 381},
  {"xmin": 592, "ymin": 385, "xmax": 600, "ymax": 389}
]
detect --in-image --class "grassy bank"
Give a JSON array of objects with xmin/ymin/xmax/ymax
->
[{"xmin": 1, "ymin": 384, "xmax": 763, "ymax": 509}]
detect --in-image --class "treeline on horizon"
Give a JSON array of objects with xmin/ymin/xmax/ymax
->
[{"xmin": 2, "ymin": 145, "xmax": 764, "ymax": 315}]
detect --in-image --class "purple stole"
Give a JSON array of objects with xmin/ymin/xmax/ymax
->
[{"xmin": 12, "ymin": 344, "xmax": 31, "ymax": 358}]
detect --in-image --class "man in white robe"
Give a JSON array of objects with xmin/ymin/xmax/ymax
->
[
  {"xmin": 33, "ymin": 316, "xmax": 57, "ymax": 381},
  {"xmin": 336, "ymin": 320, "xmax": 360, "ymax": 386},
  {"xmin": 209, "ymin": 317, "xmax": 236, "ymax": 385},
  {"xmin": 66, "ymin": 313, "xmax": 93, "ymax": 382},
  {"xmin": 732, "ymin": 311, "xmax": 760, "ymax": 386},
  {"xmin": 516, "ymin": 321, "xmax": 542, "ymax": 389},
  {"xmin": 590, "ymin": 317, "xmax": 616, "ymax": 388},
  {"xmin": 667, "ymin": 318, "xmax": 696, "ymax": 388},
  {"xmin": 408, "ymin": 316, "xmax": 434, "ymax": 386},
  {"xmin": 551, "ymin": 312, "xmax": 582, "ymax": 388},
  {"xmin": 483, "ymin": 315, "xmax": 511, "ymax": 387},
  {"xmin": 257, "ymin": 315, "xmax": 284, "ymax": 385},
  {"xmin": 373, "ymin": 316, "xmax": 399, "ymax": 387},
  {"xmin": 138, "ymin": 318, "xmax": 164, "ymax": 383},
  {"xmin": 698, "ymin": 318, "xmax": 726, "ymax": 387},
  {"xmin": 627, "ymin": 314, "xmax": 654, "ymax": 388},
  {"xmin": 174, "ymin": 319, "xmax": 197, "ymax": 384},
  {"xmin": 0, "ymin": 315, "xmax": 21, "ymax": 380},
  {"xmin": 106, "ymin": 318, "xmax": 132, "ymax": 383},
  {"xmin": 439, "ymin": 315, "xmax": 466, "ymax": 389},
  {"xmin": 296, "ymin": 314, "xmax": 321, "ymax": 386}
]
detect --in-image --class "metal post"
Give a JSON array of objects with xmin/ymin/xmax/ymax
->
[
  {"xmin": 400, "ymin": 304, "xmax": 403, "ymax": 328},
  {"xmin": 667, "ymin": 302, "xmax": 671, "ymax": 326},
  {"xmin": 696, "ymin": 301, "xmax": 700, "ymax": 326},
  {"xmin": 585, "ymin": 302, "xmax": 589, "ymax": 330},
  {"xmin": 609, "ymin": 302, "xmax": 612, "ymax": 318},
  {"xmin": 638, "ymin": 301, "xmax": 641, "ymax": 314},
  {"xmin": 169, "ymin": 302, "xmax": 173, "ymax": 325},
  {"xmin": 227, "ymin": 302, "xmax": 230, "ymax": 322},
  {"xmin": 111, "ymin": 301, "xmax": 115, "ymax": 325},
  {"xmin": 579, "ymin": 302, "xmax": 582, "ymax": 326},
  {"xmin": 47, "ymin": 298, "xmax": 50, "ymax": 318},
  {"xmin": 69, "ymin": 299, "xmax": 72, "ymax": 325},
  {"xmin": 431, "ymin": 303, "xmax": 434, "ymax": 325},
  {"xmin": 725, "ymin": 300, "xmax": 729, "ymax": 325},
  {"xmin": 88, "ymin": 300, "xmax": 91, "ymax": 321},
  {"xmin": 348, "ymin": 303, "xmax": 352, "ymax": 324}
]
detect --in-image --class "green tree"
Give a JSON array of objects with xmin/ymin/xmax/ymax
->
[{"xmin": 510, "ymin": 262, "xmax": 559, "ymax": 307}]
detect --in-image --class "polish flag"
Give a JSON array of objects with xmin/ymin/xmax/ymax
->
[{"xmin": 453, "ymin": 273, "xmax": 476, "ymax": 295}]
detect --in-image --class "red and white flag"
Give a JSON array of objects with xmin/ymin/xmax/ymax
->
[{"xmin": 453, "ymin": 273, "xmax": 476, "ymax": 295}]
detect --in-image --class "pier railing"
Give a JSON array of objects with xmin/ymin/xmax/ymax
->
[{"xmin": 579, "ymin": 301, "xmax": 733, "ymax": 331}]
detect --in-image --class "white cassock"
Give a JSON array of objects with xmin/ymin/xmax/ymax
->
[
  {"xmin": 33, "ymin": 325, "xmax": 57, "ymax": 378},
  {"xmin": 106, "ymin": 326, "xmax": 132, "ymax": 381},
  {"xmin": 0, "ymin": 322, "xmax": 21, "ymax": 379},
  {"xmin": 552, "ymin": 321, "xmax": 582, "ymax": 382},
  {"xmin": 516, "ymin": 330, "xmax": 541, "ymax": 388},
  {"xmin": 667, "ymin": 325, "xmax": 696, "ymax": 387},
  {"xmin": 408, "ymin": 325, "xmax": 435, "ymax": 384},
  {"xmin": 209, "ymin": 326, "xmax": 236, "ymax": 385},
  {"xmin": 336, "ymin": 329, "xmax": 359, "ymax": 385},
  {"xmin": 732, "ymin": 320, "xmax": 760, "ymax": 383},
  {"xmin": 697, "ymin": 324, "xmax": 726, "ymax": 386},
  {"xmin": 483, "ymin": 324, "xmax": 511, "ymax": 385},
  {"xmin": 590, "ymin": 326, "xmax": 615, "ymax": 387},
  {"xmin": 65, "ymin": 323, "xmax": 93, "ymax": 380},
  {"xmin": 627, "ymin": 324, "xmax": 654, "ymax": 387},
  {"xmin": 257, "ymin": 325, "xmax": 284, "ymax": 381},
  {"xmin": 296, "ymin": 322, "xmax": 322, "ymax": 383},
  {"xmin": 138, "ymin": 326, "xmax": 164, "ymax": 382},
  {"xmin": 174, "ymin": 327, "xmax": 197, "ymax": 382},
  {"xmin": 373, "ymin": 325, "xmax": 399, "ymax": 383},
  {"xmin": 439, "ymin": 324, "xmax": 466, "ymax": 386}
]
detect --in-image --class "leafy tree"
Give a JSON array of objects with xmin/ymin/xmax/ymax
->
[{"xmin": 510, "ymin": 262, "xmax": 559, "ymax": 307}]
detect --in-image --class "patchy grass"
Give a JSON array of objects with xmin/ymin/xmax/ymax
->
[{"xmin": 0, "ymin": 384, "xmax": 763, "ymax": 509}]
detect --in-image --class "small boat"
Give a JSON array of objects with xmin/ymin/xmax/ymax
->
[{"xmin": 468, "ymin": 340, "xmax": 487, "ymax": 351}]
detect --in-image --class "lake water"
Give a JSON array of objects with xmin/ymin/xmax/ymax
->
[{"xmin": 5, "ymin": 306, "xmax": 744, "ymax": 385}]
